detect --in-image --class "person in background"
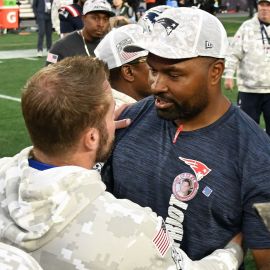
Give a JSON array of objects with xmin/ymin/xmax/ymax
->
[
  {"xmin": 224, "ymin": 0, "xmax": 270, "ymax": 136},
  {"xmin": 110, "ymin": 15, "xmax": 129, "ymax": 28},
  {"xmin": 58, "ymin": 0, "xmax": 86, "ymax": 37},
  {"xmin": 101, "ymin": 7, "xmax": 270, "ymax": 269},
  {"xmin": 32, "ymin": 0, "xmax": 53, "ymax": 57},
  {"xmin": 46, "ymin": 0, "xmax": 114, "ymax": 65},
  {"xmin": 95, "ymin": 24, "xmax": 151, "ymax": 105},
  {"xmin": 51, "ymin": 0, "xmax": 73, "ymax": 36},
  {"xmin": 110, "ymin": 0, "xmax": 135, "ymax": 24},
  {"xmin": 0, "ymin": 55, "xmax": 243, "ymax": 270},
  {"xmin": 247, "ymin": 0, "xmax": 258, "ymax": 17},
  {"xmin": 127, "ymin": 0, "xmax": 141, "ymax": 21},
  {"xmin": 145, "ymin": 0, "xmax": 158, "ymax": 10}
]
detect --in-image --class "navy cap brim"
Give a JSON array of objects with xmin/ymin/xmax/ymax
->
[
  {"xmin": 124, "ymin": 44, "xmax": 147, "ymax": 53},
  {"xmin": 84, "ymin": 10, "xmax": 115, "ymax": 17}
]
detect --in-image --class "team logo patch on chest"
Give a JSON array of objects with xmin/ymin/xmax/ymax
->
[
  {"xmin": 179, "ymin": 157, "xmax": 211, "ymax": 181},
  {"xmin": 171, "ymin": 157, "xmax": 212, "ymax": 202}
]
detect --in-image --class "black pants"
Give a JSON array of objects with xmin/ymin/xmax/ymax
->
[
  {"xmin": 238, "ymin": 92, "xmax": 270, "ymax": 136},
  {"xmin": 36, "ymin": 13, "xmax": 52, "ymax": 51}
]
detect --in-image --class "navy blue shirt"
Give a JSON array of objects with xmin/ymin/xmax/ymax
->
[
  {"xmin": 102, "ymin": 96, "xmax": 270, "ymax": 261},
  {"xmin": 59, "ymin": 4, "xmax": 83, "ymax": 34}
]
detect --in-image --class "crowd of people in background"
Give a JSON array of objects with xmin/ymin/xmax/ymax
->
[{"xmin": 31, "ymin": 0, "xmax": 229, "ymax": 58}]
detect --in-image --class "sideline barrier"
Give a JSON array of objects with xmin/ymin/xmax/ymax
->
[{"xmin": 0, "ymin": 0, "xmax": 19, "ymax": 29}]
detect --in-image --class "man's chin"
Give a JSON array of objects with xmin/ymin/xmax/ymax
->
[
  {"xmin": 156, "ymin": 109, "xmax": 180, "ymax": 121},
  {"xmin": 93, "ymin": 33, "xmax": 105, "ymax": 39}
]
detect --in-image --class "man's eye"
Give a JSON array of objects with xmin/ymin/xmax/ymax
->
[{"xmin": 169, "ymin": 74, "xmax": 180, "ymax": 78}]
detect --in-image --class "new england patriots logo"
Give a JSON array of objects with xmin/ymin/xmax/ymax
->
[
  {"xmin": 144, "ymin": 11, "xmax": 160, "ymax": 24},
  {"xmin": 156, "ymin": 18, "xmax": 179, "ymax": 36},
  {"xmin": 179, "ymin": 157, "xmax": 211, "ymax": 181}
]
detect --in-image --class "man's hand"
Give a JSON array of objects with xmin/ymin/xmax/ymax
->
[
  {"xmin": 224, "ymin": 78, "xmax": 234, "ymax": 90},
  {"xmin": 114, "ymin": 103, "xmax": 132, "ymax": 129},
  {"xmin": 230, "ymin": 232, "xmax": 243, "ymax": 246}
]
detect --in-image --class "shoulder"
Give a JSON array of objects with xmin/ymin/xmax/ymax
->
[
  {"xmin": 112, "ymin": 89, "xmax": 136, "ymax": 108},
  {"xmin": 59, "ymin": 4, "xmax": 81, "ymax": 18},
  {"xmin": 56, "ymin": 32, "xmax": 80, "ymax": 45},
  {"xmin": 47, "ymin": 33, "xmax": 79, "ymax": 63},
  {"xmin": 240, "ymin": 16, "xmax": 258, "ymax": 30},
  {"xmin": 118, "ymin": 96, "xmax": 155, "ymax": 120},
  {"xmin": 228, "ymin": 105, "xmax": 270, "ymax": 150}
]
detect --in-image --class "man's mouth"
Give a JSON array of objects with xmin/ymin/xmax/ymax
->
[{"xmin": 155, "ymin": 96, "xmax": 174, "ymax": 109}]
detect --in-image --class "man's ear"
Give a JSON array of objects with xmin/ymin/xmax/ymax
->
[
  {"xmin": 209, "ymin": 59, "xmax": 225, "ymax": 85},
  {"xmin": 83, "ymin": 128, "xmax": 99, "ymax": 151},
  {"xmin": 121, "ymin": 65, "xmax": 135, "ymax": 82}
]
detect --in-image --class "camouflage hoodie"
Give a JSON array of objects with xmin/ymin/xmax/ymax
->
[
  {"xmin": 0, "ymin": 147, "xmax": 243, "ymax": 270},
  {"xmin": 0, "ymin": 242, "xmax": 43, "ymax": 270}
]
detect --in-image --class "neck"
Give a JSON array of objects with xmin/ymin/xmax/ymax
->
[
  {"xmin": 112, "ymin": 81, "xmax": 141, "ymax": 101},
  {"xmin": 81, "ymin": 28, "xmax": 93, "ymax": 43},
  {"xmin": 32, "ymin": 147, "xmax": 95, "ymax": 169},
  {"xmin": 174, "ymin": 95, "xmax": 231, "ymax": 131},
  {"xmin": 259, "ymin": 18, "xmax": 270, "ymax": 25}
]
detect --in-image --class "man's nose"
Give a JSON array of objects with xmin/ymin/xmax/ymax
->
[
  {"xmin": 149, "ymin": 74, "xmax": 168, "ymax": 94},
  {"xmin": 97, "ymin": 18, "xmax": 106, "ymax": 27}
]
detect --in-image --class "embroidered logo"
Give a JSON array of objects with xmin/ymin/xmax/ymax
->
[
  {"xmin": 205, "ymin": 41, "xmax": 213, "ymax": 49},
  {"xmin": 116, "ymin": 38, "xmax": 137, "ymax": 61},
  {"xmin": 179, "ymin": 157, "xmax": 211, "ymax": 181},
  {"xmin": 156, "ymin": 17, "xmax": 179, "ymax": 35}
]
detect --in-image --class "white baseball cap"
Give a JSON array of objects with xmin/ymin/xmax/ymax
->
[
  {"xmin": 94, "ymin": 24, "xmax": 148, "ymax": 70},
  {"xmin": 125, "ymin": 7, "xmax": 228, "ymax": 59},
  {"xmin": 83, "ymin": 0, "xmax": 115, "ymax": 16}
]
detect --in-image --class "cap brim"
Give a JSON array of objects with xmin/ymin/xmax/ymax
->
[
  {"xmin": 124, "ymin": 40, "xmax": 197, "ymax": 60},
  {"xmin": 85, "ymin": 10, "xmax": 115, "ymax": 17},
  {"xmin": 124, "ymin": 44, "xmax": 146, "ymax": 53}
]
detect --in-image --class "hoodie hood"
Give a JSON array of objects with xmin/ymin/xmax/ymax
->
[{"xmin": 0, "ymin": 147, "xmax": 105, "ymax": 251}]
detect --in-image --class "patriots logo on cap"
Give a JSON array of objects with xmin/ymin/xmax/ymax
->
[
  {"xmin": 156, "ymin": 18, "xmax": 179, "ymax": 36},
  {"xmin": 144, "ymin": 11, "xmax": 160, "ymax": 24}
]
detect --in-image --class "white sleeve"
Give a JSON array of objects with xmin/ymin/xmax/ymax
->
[{"xmin": 224, "ymin": 24, "xmax": 246, "ymax": 79}]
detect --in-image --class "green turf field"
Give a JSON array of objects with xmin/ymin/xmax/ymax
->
[
  {"xmin": 0, "ymin": 32, "xmax": 59, "ymax": 50},
  {"xmin": 0, "ymin": 15, "xmax": 263, "ymax": 269}
]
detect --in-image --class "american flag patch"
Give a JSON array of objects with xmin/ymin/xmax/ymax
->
[
  {"xmin": 47, "ymin": 52, "xmax": 58, "ymax": 64},
  {"xmin": 202, "ymin": 186, "xmax": 212, "ymax": 197},
  {"xmin": 153, "ymin": 218, "xmax": 171, "ymax": 257},
  {"xmin": 120, "ymin": 51, "xmax": 137, "ymax": 61}
]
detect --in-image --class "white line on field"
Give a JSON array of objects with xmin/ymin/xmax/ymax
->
[
  {"xmin": 0, "ymin": 94, "xmax": 21, "ymax": 102},
  {"xmin": 23, "ymin": 57, "xmax": 39, "ymax": 61}
]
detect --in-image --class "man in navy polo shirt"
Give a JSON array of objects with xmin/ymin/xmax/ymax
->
[{"xmin": 102, "ymin": 7, "xmax": 270, "ymax": 269}]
